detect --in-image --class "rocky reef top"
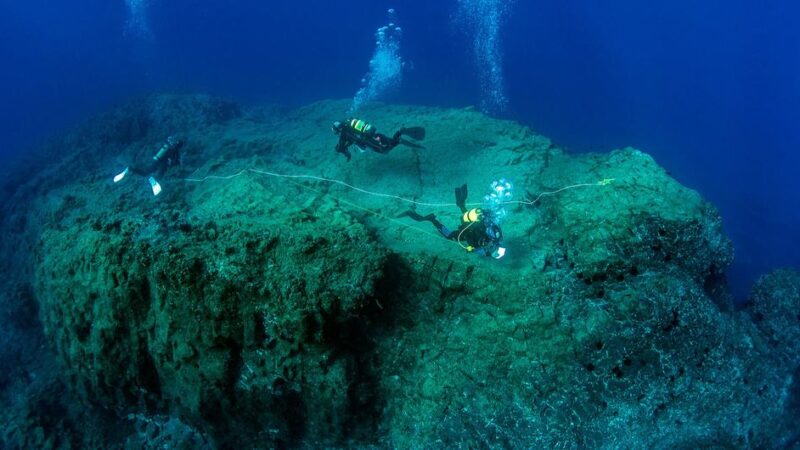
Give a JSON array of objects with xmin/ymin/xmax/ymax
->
[{"xmin": 1, "ymin": 94, "xmax": 798, "ymax": 448}]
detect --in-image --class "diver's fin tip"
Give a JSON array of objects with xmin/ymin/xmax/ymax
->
[
  {"xmin": 148, "ymin": 177, "xmax": 162, "ymax": 196},
  {"xmin": 113, "ymin": 167, "xmax": 129, "ymax": 183},
  {"xmin": 400, "ymin": 126, "xmax": 426, "ymax": 140}
]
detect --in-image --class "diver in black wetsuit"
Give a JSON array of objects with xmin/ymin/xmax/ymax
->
[
  {"xmin": 113, "ymin": 136, "xmax": 184, "ymax": 196},
  {"xmin": 405, "ymin": 184, "xmax": 506, "ymax": 259},
  {"xmin": 331, "ymin": 118, "xmax": 425, "ymax": 161}
]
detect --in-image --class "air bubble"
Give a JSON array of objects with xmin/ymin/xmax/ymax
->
[
  {"xmin": 456, "ymin": 0, "xmax": 511, "ymax": 113},
  {"xmin": 124, "ymin": 0, "xmax": 153, "ymax": 40},
  {"xmin": 351, "ymin": 9, "xmax": 404, "ymax": 112}
]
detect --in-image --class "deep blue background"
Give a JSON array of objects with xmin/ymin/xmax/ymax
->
[{"xmin": 1, "ymin": 0, "xmax": 798, "ymax": 298}]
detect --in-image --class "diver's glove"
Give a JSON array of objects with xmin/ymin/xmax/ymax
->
[{"xmin": 492, "ymin": 247, "xmax": 506, "ymax": 259}]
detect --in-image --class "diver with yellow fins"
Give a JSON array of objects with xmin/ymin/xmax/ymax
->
[
  {"xmin": 112, "ymin": 135, "xmax": 184, "ymax": 196},
  {"xmin": 331, "ymin": 118, "xmax": 425, "ymax": 161},
  {"xmin": 404, "ymin": 183, "xmax": 507, "ymax": 259}
]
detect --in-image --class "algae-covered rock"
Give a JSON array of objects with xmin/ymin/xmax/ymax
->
[
  {"xmin": 748, "ymin": 269, "xmax": 800, "ymax": 355},
  {"xmin": 1, "ymin": 94, "xmax": 797, "ymax": 447},
  {"xmin": 35, "ymin": 169, "xmax": 387, "ymax": 446}
]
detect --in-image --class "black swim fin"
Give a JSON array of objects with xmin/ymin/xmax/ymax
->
[
  {"xmin": 400, "ymin": 126, "xmax": 426, "ymax": 140},
  {"xmin": 404, "ymin": 210, "xmax": 436, "ymax": 223},
  {"xmin": 404, "ymin": 210, "xmax": 446, "ymax": 230},
  {"xmin": 455, "ymin": 184, "xmax": 468, "ymax": 212},
  {"xmin": 399, "ymin": 138, "xmax": 425, "ymax": 149}
]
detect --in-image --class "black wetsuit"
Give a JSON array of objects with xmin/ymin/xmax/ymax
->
[
  {"xmin": 334, "ymin": 119, "xmax": 402, "ymax": 161},
  {"xmin": 131, "ymin": 137, "xmax": 183, "ymax": 178},
  {"xmin": 406, "ymin": 184, "xmax": 504, "ymax": 257}
]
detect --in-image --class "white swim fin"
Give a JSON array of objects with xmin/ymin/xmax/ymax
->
[
  {"xmin": 113, "ymin": 167, "xmax": 129, "ymax": 183},
  {"xmin": 148, "ymin": 177, "xmax": 162, "ymax": 196}
]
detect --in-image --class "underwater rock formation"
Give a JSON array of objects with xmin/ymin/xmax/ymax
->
[
  {"xmin": 748, "ymin": 269, "xmax": 800, "ymax": 355},
  {"xmin": 1, "ymin": 94, "xmax": 798, "ymax": 447},
  {"xmin": 36, "ymin": 165, "xmax": 386, "ymax": 446}
]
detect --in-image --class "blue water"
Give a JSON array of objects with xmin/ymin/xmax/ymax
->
[{"xmin": 1, "ymin": 0, "xmax": 798, "ymax": 298}]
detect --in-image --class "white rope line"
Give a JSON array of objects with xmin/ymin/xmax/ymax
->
[
  {"xmin": 185, "ymin": 168, "xmax": 613, "ymax": 209},
  {"xmin": 508, "ymin": 183, "xmax": 605, "ymax": 206},
  {"xmin": 185, "ymin": 168, "xmax": 455, "ymax": 207}
]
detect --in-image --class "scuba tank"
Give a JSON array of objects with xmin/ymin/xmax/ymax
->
[
  {"xmin": 349, "ymin": 119, "xmax": 373, "ymax": 134},
  {"xmin": 153, "ymin": 136, "xmax": 181, "ymax": 161}
]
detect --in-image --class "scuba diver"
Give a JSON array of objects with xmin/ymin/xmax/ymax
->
[
  {"xmin": 112, "ymin": 136, "xmax": 184, "ymax": 196},
  {"xmin": 331, "ymin": 118, "xmax": 425, "ymax": 161},
  {"xmin": 404, "ymin": 184, "xmax": 506, "ymax": 259}
]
